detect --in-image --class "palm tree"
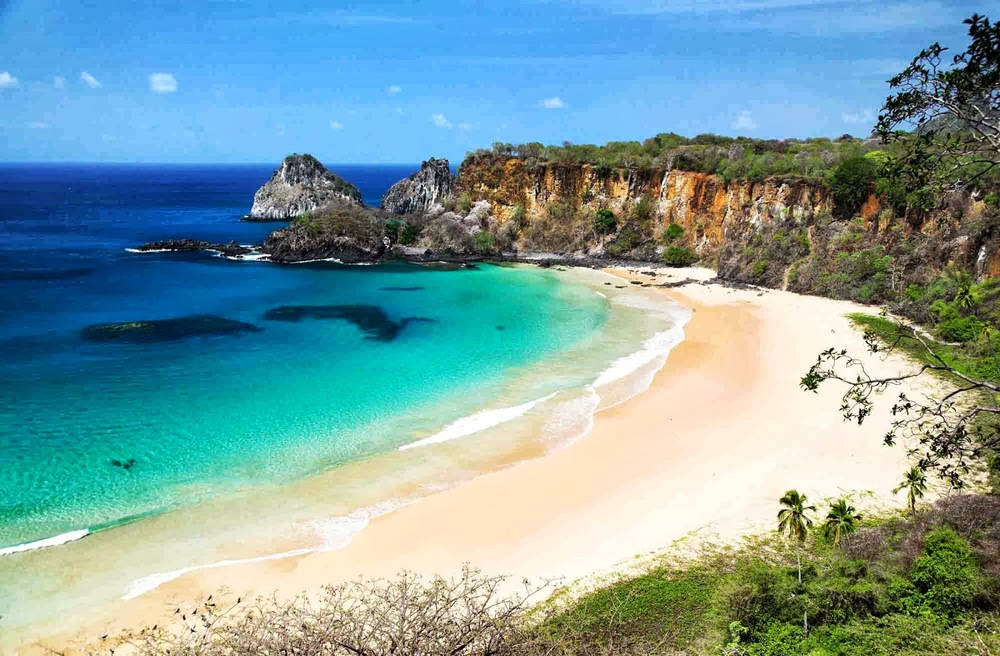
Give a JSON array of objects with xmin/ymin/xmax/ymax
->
[
  {"xmin": 823, "ymin": 499, "xmax": 862, "ymax": 546},
  {"xmin": 777, "ymin": 489, "xmax": 815, "ymax": 583},
  {"xmin": 953, "ymin": 281, "xmax": 979, "ymax": 312},
  {"xmin": 893, "ymin": 466, "xmax": 927, "ymax": 515}
]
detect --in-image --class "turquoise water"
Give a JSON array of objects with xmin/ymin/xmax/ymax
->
[
  {"xmin": 0, "ymin": 165, "xmax": 688, "ymax": 644},
  {"xmin": 0, "ymin": 258, "xmax": 607, "ymax": 549}
]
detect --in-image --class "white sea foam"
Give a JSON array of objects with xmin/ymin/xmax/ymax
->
[
  {"xmin": 593, "ymin": 322, "xmax": 687, "ymax": 388},
  {"xmin": 121, "ymin": 546, "xmax": 314, "ymax": 600},
  {"xmin": 124, "ymin": 247, "xmax": 174, "ymax": 254},
  {"xmin": 0, "ymin": 529, "xmax": 90, "ymax": 556},
  {"xmin": 595, "ymin": 291, "xmax": 607, "ymax": 298},
  {"xmin": 122, "ymin": 502, "xmax": 406, "ymax": 601},
  {"xmin": 399, "ymin": 393, "xmax": 557, "ymax": 451},
  {"xmin": 540, "ymin": 386, "xmax": 600, "ymax": 450},
  {"xmin": 287, "ymin": 257, "xmax": 374, "ymax": 265}
]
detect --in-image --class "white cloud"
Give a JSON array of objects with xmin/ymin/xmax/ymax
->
[
  {"xmin": 0, "ymin": 72, "xmax": 18, "ymax": 88},
  {"xmin": 27, "ymin": 121, "xmax": 49, "ymax": 129},
  {"xmin": 387, "ymin": 85, "xmax": 401, "ymax": 94},
  {"xmin": 842, "ymin": 109, "xmax": 875, "ymax": 124},
  {"xmin": 329, "ymin": 120, "xmax": 344, "ymax": 130},
  {"xmin": 149, "ymin": 72, "xmax": 178, "ymax": 94},
  {"xmin": 431, "ymin": 113, "xmax": 453, "ymax": 128},
  {"xmin": 53, "ymin": 76, "xmax": 65, "ymax": 89},
  {"xmin": 541, "ymin": 96, "xmax": 566, "ymax": 109},
  {"xmin": 731, "ymin": 110, "xmax": 757, "ymax": 131},
  {"xmin": 80, "ymin": 71, "xmax": 101, "ymax": 88},
  {"xmin": 458, "ymin": 121, "xmax": 478, "ymax": 131}
]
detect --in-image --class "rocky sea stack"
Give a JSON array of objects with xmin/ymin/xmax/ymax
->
[
  {"xmin": 381, "ymin": 158, "xmax": 454, "ymax": 215},
  {"xmin": 248, "ymin": 154, "xmax": 363, "ymax": 220}
]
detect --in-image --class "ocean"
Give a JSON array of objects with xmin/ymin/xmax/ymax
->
[{"xmin": 0, "ymin": 163, "xmax": 689, "ymax": 642}]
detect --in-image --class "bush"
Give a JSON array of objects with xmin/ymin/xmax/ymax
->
[
  {"xmin": 473, "ymin": 230, "xmax": 495, "ymax": 254},
  {"xmin": 457, "ymin": 192, "xmax": 474, "ymax": 214},
  {"xmin": 631, "ymin": 196, "xmax": 653, "ymax": 223},
  {"xmin": 830, "ymin": 155, "xmax": 877, "ymax": 219},
  {"xmin": 723, "ymin": 562, "xmax": 796, "ymax": 639},
  {"xmin": 663, "ymin": 246, "xmax": 695, "ymax": 266},
  {"xmin": 593, "ymin": 209, "xmax": 616, "ymax": 235},
  {"xmin": 663, "ymin": 222, "xmax": 685, "ymax": 243},
  {"xmin": 399, "ymin": 222, "xmax": 422, "ymax": 246},
  {"xmin": 910, "ymin": 527, "xmax": 979, "ymax": 618}
]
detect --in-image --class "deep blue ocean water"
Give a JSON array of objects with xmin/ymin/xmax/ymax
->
[{"xmin": 0, "ymin": 163, "xmax": 609, "ymax": 551}]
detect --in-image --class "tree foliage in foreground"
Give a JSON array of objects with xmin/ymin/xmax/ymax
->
[
  {"xmin": 801, "ymin": 315, "xmax": 1000, "ymax": 488},
  {"xmin": 877, "ymin": 14, "xmax": 1000, "ymax": 195}
]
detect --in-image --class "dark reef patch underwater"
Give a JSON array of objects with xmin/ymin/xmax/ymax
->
[
  {"xmin": 262, "ymin": 304, "xmax": 435, "ymax": 341},
  {"xmin": 80, "ymin": 315, "xmax": 262, "ymax": 343}
]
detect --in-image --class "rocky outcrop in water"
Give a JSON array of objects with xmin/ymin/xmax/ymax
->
[
  {"xmin": 381, "ymin": 158, "xmax": 454, "ymax": 215},
  {"xmin": 248, "ymin": 154, "xmax": 363, "ymax": 220},
  {"xmin": 135, "ymin": 239, "xmax": 252, "ymax": 257}
]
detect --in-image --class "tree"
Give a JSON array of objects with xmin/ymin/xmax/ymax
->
[
  {"xmin": 593, "ymin": 208, "xmax": 617, "ymax": 235},
  {"xmin": 822, "ymin": 499, "xmax": 862, "ymax": 546},
  {"xmin": 877, "ymin": 14, "xmax": 1000, "ymax": 194},
  {"xmin": 777, "ymin": 489, "xmax": 815, "ymax": 584},
  {"xmin": 801, "ymin": 318, "xmax": 1000, "ymax": 489},
  {"xmin": 829, "ymin": 156, "xmax": 877, "ymax": 219},
  {"xmin": 894, "ymin": 465, "xmax": 929, "ymax": 515}
]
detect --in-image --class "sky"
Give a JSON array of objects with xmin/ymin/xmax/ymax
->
[{"xmin": 0, "ymin": 0, "xmax": 996, "ymax": 164}]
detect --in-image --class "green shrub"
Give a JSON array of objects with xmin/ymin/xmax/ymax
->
[
  {"xmin": 593, "ymin": 209, "xmax": 617, "ymax": 235},
  {"xmin": 631, "ymin": 196, "xmax": 653, "ymax": 224},
  {"xmin": 385, "ymin": 219, "xmax": 403, "ymax": 242},
  {"xmin": 910, "ymin": 527, "xmax": 979, "ymax": 619},
  {"xmin": 664, "ymin": 246, "xmax": 695, "ymax": 266},
  {"xmin": 473, "ymin": 230, "xmax": 495, "ymax": 254},
  {"xmin": 830, "ymin": 155, "xmax": 877, "ymax": 219},
  {"xmin": 723, "ymin": 562, "xmax": 796, "ymax": 639},
  {"xmin": 457, "ymin": 192, "xmax": 474, "ymax": 213},
  {"xmin": 510, "ymin": 204, "xmax": 527, "ymax": 228},
  {"xmin": 663, "ymin": 222, "xmax": 685, "ymax": 243},
  {"xmin": 604, "ymin": 222, "xmax": 646, "ymax": 257},
  {"xmin": 399, "ymin": 222, "xmax": 422, "ymax": 246}
]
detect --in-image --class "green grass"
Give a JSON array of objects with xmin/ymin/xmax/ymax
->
[
  {"xmin": 532, "ymin": 498, "xmax": 1000, "ymax": 655},
  {"xmin": 847, "ymin": 312, "xmax": 1000, "ymax": 382}
]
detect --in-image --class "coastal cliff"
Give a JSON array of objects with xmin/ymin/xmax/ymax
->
[
  {"xmin": 379, "ymin": 153, "xmax": 999, "ymax": 305},
  {"xmin": 248, "ymin": 154, "xmax": 363, "ymax": 220}
]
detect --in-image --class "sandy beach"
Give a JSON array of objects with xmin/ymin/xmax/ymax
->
[{"xmin": 25, "ymin": 266, "xmax": 930, "ymax": 654}]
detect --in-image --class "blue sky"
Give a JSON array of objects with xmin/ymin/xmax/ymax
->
[{"xmin": 0, "ymin": 0, "xmax": 995, "ymax": 163}]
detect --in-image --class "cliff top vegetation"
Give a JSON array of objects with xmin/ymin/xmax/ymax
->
[{"xmin": 463, "ymin": 133, "xmax": 890, "ymax": 184}]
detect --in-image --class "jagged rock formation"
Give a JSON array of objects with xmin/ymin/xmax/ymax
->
[
  {"xmin": 248, "ymin": 154, "xmax": 363, "ymax": 220},
  {"xmin": 381, "ymin": 158, "xmax": 454, "ymax": 215}
]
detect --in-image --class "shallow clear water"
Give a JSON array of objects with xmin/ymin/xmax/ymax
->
[
  {"xmin": 0, "ymin": 164, "xmax": 688, "ymax": 643},
  {"xmin": 0, "ymin": 163, "xmax": 612, "ymax": 549}
]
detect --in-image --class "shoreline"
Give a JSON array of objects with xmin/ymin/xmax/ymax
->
[{"xmin": 20, "ymin": 266, "xmax": 927, "ymax": 654}]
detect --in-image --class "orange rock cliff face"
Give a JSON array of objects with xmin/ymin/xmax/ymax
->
[{"xmin": 452, "ymin": 156, "xmax": 1000, "ymax": 292}]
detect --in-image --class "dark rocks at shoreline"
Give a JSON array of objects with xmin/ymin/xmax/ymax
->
[
  {"xmin": 248, "ymin": 154, "xmax": 364, "ymax": 220},
  {"xmin": 80, "ymin": 315, "xmax": 262, "ymax": 343},
  {"xmin": 133, "ymin": 239, "xmax": 254, "ymax": 257},
  {"xmin": 262, "ymin": 304, "xmax": 434, "ymax": 341},
  {"xmin": 381, "ymin": 158, "xmax": 455, "ymax": 215}
]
